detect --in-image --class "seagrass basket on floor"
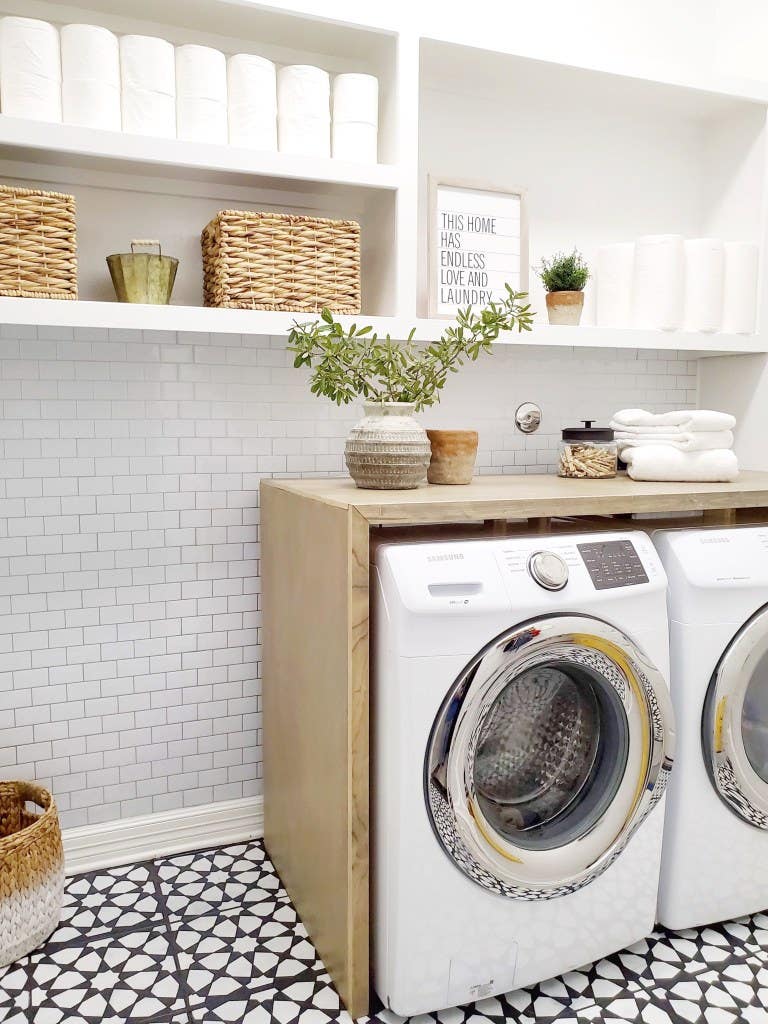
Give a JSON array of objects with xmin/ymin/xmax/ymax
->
[
  {"xmin": 0, "ymin": 184, "xmax": 78, "ymax": 300},
  {"xmin": 201, "ymin": 210, "xmax": 360, "ymax": 313},
  {"xmin": 0, "ymin": 781, "xmax": 64, "ymax": 968}
]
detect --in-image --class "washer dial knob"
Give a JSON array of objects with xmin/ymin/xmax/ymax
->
[{"xmin": 528, "ymin": 550, "xmax": 569, "ymax": 591}]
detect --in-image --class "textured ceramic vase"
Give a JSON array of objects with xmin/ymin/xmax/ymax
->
[
  {"xmin": 546, "ymin": 290, "xmax": 584, "ymax": 325},
  {"xmin": 345, "ymin": 402, "xmax": 431, "ymax": 489},
  {"xmin": 426, "ymin": 429, "xmax": 479, "ymax": 484}
]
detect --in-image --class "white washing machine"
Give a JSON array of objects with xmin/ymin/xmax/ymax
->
[
  {"xmin": 373, "ymin": 532, "xmax": 675, "ymax": 1017},
  {"xmin": 655, "ymin": 526, "xmax": 768, "ymax": 929}
]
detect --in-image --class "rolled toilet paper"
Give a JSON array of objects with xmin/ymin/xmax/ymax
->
[
  {"xmin": 278, "ymin": 64, "xmax": 330, "ymax": 121},
  {"xmin": 227, "ymin": 53, "xmax": 277, "ymax": 150},
  {"xmin": 683, "ymin": 238, "xmax": 724, "ymax": 333},
  {"xmin": 0, "ymin": 17, "xmax": 62, "ymax": 123},
  {"xmin": 177, "ymin": 95, "xmax": 228, "ymax": 144},
  {"xmin": 722, "ymin": 242, "xmax": 760, "ymax": 335},
  {"xmin": 596, "ymin": 243, "xmax": 635, "ymax": 328},
  {"xmin": 332, "ymin": 120, "xmax": 377, "ymax": 163},
  {"xmin": 176, "ymin": 44, "xmax": 227, "ymax": 144},
  {"xmin": 61, "ymin": 24, "xmax": 119, "ymax": 83},
  {"xmin": 333, "ymin": 73, "xmax": 378, "ymax": 126},
  {"xmin": 63, "ymin": 78, "xmax": 120, "ymax": 130},
  {"xmin": 632, "ymin": 234, "xmax": 685, "ymax": 331},
  {"xmin": 120, "ymin": 35, "xmax": 176, "ymax": 138},
  {"xmin": 277, "ymin": 64, "xmax": 330, "ymax": 155},
  {"xmin": 279, "ymin": 116, "xmax": 330, "ymax": 157},
  {"xmin": 61, "ymin": 24, "xmax": 120, "ymax": 131}
]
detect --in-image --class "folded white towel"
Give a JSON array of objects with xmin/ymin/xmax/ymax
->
[
  {"xmin": 615, "ymin": 430, "xmax": 733, "ymax": 455},
  {"xmin": 611, "ymin": 408, "xmax": 736, "ymax": 432},
  {"xmin": 622, "ymin": 445, "xmax": 738, "ymax": 482}
]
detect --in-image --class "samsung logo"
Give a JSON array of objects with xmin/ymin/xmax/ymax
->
[
  {"xmin": 427, "ymin": 553, "xmax": 464, "ymax": 562},
  {"xmin": 700, "ymin": 537, "xmax": 730, "ymax": 544}
]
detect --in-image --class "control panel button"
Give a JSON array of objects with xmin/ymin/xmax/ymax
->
[{"xmin": 528, "ymin": 550, "xmax": 569, "ymax": 591}]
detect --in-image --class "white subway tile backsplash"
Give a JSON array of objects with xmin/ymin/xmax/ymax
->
[{"xmin": 0, "ymin": 326, "xmax": 697, "ymax": 828}]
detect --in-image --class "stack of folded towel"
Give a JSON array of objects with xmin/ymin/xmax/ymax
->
[{"xmin": 610, "ymin": 409, "xmax": 738, "ymax": 482}]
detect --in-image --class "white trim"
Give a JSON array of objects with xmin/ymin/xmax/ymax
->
[{"xmin": 62, "ymin": 796, "xmax": 264, "ymax": 876}]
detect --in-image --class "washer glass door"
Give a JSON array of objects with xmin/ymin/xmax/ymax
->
[
  {"xmin": 472, "ymin": 661, "xmax": 627, "ymax": 852},
  {"xmin": 703, "ymin": 606, "xmax": 768, "ymax": 828},
  {"xmin": 426, "ymin": 614, "xmax": 674, "ymax": 900}
]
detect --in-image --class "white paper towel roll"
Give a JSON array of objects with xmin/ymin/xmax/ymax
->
[
  {"xmin": 632, "ymin": 234, "xmax": 685, "ymax": 331},
  {"xmin": 0, "ymin": 17, "xmax": 61, "ymax": 123},
  {"xmin": 120, "ymin": 35, "xmax": 176, "ymax": 138},
  {"xmin": 61, "ymin": 24, "xmax": 120, "ymax": 131},
  {"xmin": 596, "ymin": 243, "xmax": 635, "ymax": 328},
  {"xmin": 175, "ymin": 44, "xmax": 227, "ymax": 143},
  {"xmin": 333, "ymin": 73, "xmax": 378, "ymax": 125},
  {"xmin": 278, "ymin": 64, "xmax": 329, "ymax": 122},
  {"xmin": 332, "ymin": 121, "xmax": 377, "ymax": 163},
  {"xmin": 683, "ymin": 238, "xmax": 724, "ymax": 333},
  {"xmin": 722, "ymin": 241, "xmax": 760, "ymax": 335}
]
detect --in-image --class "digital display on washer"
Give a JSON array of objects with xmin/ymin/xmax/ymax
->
[{"xmin": 577, "ymin": 540, "xmax": 649, "ymax": 590}]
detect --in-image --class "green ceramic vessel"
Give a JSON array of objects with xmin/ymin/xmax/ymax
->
[{"xmin": 107, "ymin": 240, "xmax": 179, "ymax": 304}]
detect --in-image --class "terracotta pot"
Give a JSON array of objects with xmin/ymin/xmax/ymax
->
[
  {"xmin": 426, "ymin": 429, "xmax": 479, "ymax": 485},
  {"xmin": 345, "ymin": 402, "xmax": 431, "ymax": 489},
  {"xmin": 546, "ymin": 290, "xmax": 584, "ymax": 326}
]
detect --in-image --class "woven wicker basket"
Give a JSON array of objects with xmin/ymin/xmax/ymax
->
[
  {"xmin": 201, "ymin": 210, "xmax": 360, "ymax": 313},
  {"xmin": 0, "ymin": 781, "xmax": 64, "ymax": 968},
  {"xmin": 0, "ymin": 185, "xmax": 78, "ymax": 300}
]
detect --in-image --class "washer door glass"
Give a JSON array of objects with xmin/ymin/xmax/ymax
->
[
  {"xmin": 425, "ymin": 614, "xmax": 674, "ymax": 900},
  {"xmin": 473, "ymin": 661, "xmax": 628, "ymax": 852},
  {"xmin": 742, "ymin": 649, "xmax": 768, "ymax": 785},
  {"xmin": 703, "ymin": 607, "xmax": 768, "ymax": 828}
]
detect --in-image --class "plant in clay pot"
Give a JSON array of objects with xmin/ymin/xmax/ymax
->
[
  {"xmin": 538, "ymin": 248, "xmax": 590, "ymax": 326},
  {"xmin": 288, "ymin": 285, "xmax": 534, "ymax": 488}
]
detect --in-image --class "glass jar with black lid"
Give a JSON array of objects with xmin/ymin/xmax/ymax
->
[{"xmin": 558, "ymin": 421, "xmax": 617, "ymax": 479}]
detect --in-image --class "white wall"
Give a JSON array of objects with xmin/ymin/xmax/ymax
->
[
  {"xmin": 279, "ymin": 0, "xmax": 717, "ymax": 81},
  {"xmin": 0, "ymin": 324, "xmax": 697, "ymax": 829}
]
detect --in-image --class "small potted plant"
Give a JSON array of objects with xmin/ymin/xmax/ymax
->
[
  {"xmin": 539, "ymin": 249, "xmax": 590, "ymax": 326},
  {"xmin": 288, "ymin": 285, "xmax": 534, "ymax": 489}
]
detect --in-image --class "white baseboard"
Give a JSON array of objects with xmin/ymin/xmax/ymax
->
[{"xmin": 62, "ymin": 795, "xmax": 264, "ymax": 875}]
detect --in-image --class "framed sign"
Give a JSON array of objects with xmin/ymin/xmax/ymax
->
[{"xmin": 428, "ymin": 177, "xmax": 528, "ymax": 318}]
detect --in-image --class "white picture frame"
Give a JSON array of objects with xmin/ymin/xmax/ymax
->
[{"xmin": 428, "ymin": 176, "xmax": 529, "ymax": 319}]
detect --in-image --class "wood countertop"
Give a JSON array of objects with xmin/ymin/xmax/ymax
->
[{"xmin": 261, "ymin": 471, "xmax": 768, "ymax": 525}]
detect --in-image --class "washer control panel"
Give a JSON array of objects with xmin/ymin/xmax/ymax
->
[{"xmin": 577, "ymin": 539, "xmax": 649, "ymax": 590}]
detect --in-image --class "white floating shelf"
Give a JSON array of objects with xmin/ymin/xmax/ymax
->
[
  {"xmin": 411, "ymin": 319, "xmax": 768, "ymax": 356},
  {"xmin": 0, "ymin": 115, "xmax": 400, "ymax": 196},
  {"xmin": 1, "ymin": 298, "xmax": 764, "ymax": 356},
  {"xmin": 0, "ymin": 298, "xmax": 413, "ymax": 340}
]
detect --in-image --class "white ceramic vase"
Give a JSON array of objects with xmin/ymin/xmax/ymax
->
[{"xmin": 345, "ymin": 401, "xmax": 431, "ymax": 489}]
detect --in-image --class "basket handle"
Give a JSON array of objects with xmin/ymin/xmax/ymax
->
[
  {"xmin": 14, "ymin": 780, "xmax": 52, "ymax": 811},
  {"xmin": 131, "ymin": 239, "xmax": 162, "ymax": 256}
]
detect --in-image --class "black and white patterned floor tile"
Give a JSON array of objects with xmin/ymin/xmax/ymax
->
[{"xmin": 1, "ymin": 841, "xmax": 768, "ymax": 1023}]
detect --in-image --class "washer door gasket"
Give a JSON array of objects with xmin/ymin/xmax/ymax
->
[
  {"xmin": 702, "ymin": 605, "xmax": 768, "ymax": 829},
  {"xmin": 425, "ymin": 613, "xmax": 675, "ymax": 900}
]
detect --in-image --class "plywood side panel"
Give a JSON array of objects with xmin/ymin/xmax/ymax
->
[{"xmin": 261, "ymin": 485, "xmax": 370, "ymax": 1016}]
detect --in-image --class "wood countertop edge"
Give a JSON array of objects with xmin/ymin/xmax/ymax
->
[
  {"xmin": 260, "ymin": 474, "xmax": 768, "ymax": 524},
  {"xmin": 260, "ymin": 478, "xmax": 353, "ymax": 513}
]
